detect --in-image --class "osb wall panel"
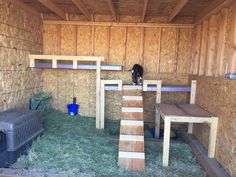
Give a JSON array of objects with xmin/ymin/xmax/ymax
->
[
  {"xmin": 190, "ymin": 76, "xmax": 236, "ymax": 177},
  {"xmin": 191, "ymin": 3, "xmax": 234, "ymax": 77},
  {"xmin": 0, "ymin": 0, "xmax": 43, "ymax": 111},
  {"xmin": 42, "ymin": 23, "xmax": 193, "ymax": 120}
]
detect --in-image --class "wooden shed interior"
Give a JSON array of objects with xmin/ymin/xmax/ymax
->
[{"xmin": 0, "ymin": 0, "xmax": 236, "ymax": 176}]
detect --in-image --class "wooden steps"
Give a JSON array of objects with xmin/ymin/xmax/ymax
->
[{"xmin": 118, "ymin": 85, "xmax": 145, "ymax": 171}]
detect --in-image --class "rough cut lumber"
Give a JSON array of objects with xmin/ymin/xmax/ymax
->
[
  {"xmin": 38, "ymin": 0, "xmax": 67, "ymax": 20},
  {"xmin": 43, "ymin": 20, "xmax": 194, "ymax": 28},
  {"xmin": 71, "ymin": 0, "xmax": 92, "ymax": 21},
  {"xmin": 9, "ymin": 0, "xmax": 41, "ymax": 18},
  {"xmin": 168, "ymin": 0, "xmax": 189, "ymax": 22},
  {"xmin": 141, "ymin": 0, "xmax": 149, "ymax": 22},
  {"xmin": 106, "ymin": 0, "xmax": 117, "ymax": 21}
]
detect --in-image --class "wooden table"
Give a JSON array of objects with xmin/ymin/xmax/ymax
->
[{"xmin": 156, "ymin": 104, "xmax": 218, "ymax": 166}]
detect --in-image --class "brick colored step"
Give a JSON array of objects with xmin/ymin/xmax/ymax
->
[
  {"xmin": 118, "ymin": 152, "xmax": 145, "ymax": 171},
  {"xmin": 123, "ymin": 90, "xmax": 142, "ymax": 96},
  {"xmin": 121, "ymin": 112, "xmax": 143, "ymax": 120},
  {"xmin": 122, "ymin": 100, "xmax": 143, "ymax": 107},
  {"xmin": 120, "ymin": 125, "xmax": 144, "ymax": 135},
  {"xmin": 119, "ymin": 140, "xmax": 144, "ymax": 152}
]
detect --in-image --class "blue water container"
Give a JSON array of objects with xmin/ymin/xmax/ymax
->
[{"xmin": 67, "ymin": 104, "xmax": 79, "ymax": 116}]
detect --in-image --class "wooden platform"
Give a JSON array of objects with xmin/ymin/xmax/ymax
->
[
  {"xmin": 118, "ymin": 85, "xmax": 145, "ymax": 171},
  {"xmin": 156, "ymin": 103, "xmax": 218, "ymax": 167}
]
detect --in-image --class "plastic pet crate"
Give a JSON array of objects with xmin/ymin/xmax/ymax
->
[{"xmin": 0, "ymin": 109, "xmax": 43, "ymax": 167}]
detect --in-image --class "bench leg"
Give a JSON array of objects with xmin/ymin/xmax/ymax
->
[
  {"xmin": 188, "ymin": 123, "xmax": 193, "ymax": 134},
  {"xmin": 163, "ymin": 116, "xmax": 171, "ymax": 166},
  {"xmin": 155, "ymin": 107, "xmax": 161, "ymax": 138},
  {"xmin": 208, "ymin": 117, "xmax": 218, "ymax": 158}
]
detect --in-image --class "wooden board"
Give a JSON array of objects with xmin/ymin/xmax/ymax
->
[
  {"xmin": 143, "ymin": 27, "xmax": 160, "ymax": 73},
  {"xmin": 43, "ymin": 24, "xmax": 60, "ymax": 54},
  {"xmin": 77, "ymin": 25, "xmax": 92, "ymax": 56},
  {"xmin": 60, "ymin": 25, "xmax": 77, "ymax": 55},
  {"xmin": 159, "ymin": 28, "xmax": 178, "ymax": 73}
]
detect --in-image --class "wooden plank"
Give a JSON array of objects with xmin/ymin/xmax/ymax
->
[
  {"xmin": 71, "ymin": 0, "xmax": 91, "ymax": 21},
  {"xmin": 29, "ymin": 55, "xmax": 104, "ymax": 61},
  {"xmin": 141, "ymin": 0, "xmax": 149, "ymax": 22},
  {"xmin": 96, "ymin": 60, "xmax": 101, "ymax": 129},
  {"xmin": 163, "ymin": 116, "xmax": 171, "ymax": 166},
  {"xmin": 77, "ymin": 26, "xmax": 93, "ymax": 56},
  {"xmin": 177, "ymin": 104, "xmax": 214, "ymax": 117},
  {"xmin": 177, "ymin": 28, "xmax": 193, "ymax": 74},
  {"xmin": 109, "ymin": 27, "xmax": 126, "ymax": 65},
  {"xmin": 205, "ymin": 15, "xmax": 218, "ymax": 76},
  {"xmin": 208, "ymin": 117, "xmax": 218, "ymax": 158},
  {"xmin": 43, "ymin": 20, "xmax": 194, "ymax": 28},
  {"xmin": 143, "ymin": 28, "xmax": 160, "ymax": 73},
  {"xmin": 199, "ymin": 21, "xmax": 209, "ymax": 75},
  {"xmin": 60, "ymin": 25, "xmax": 77, "ymax": 55},
  {"xmin": 192, "ymin": 25, "xmax": 202, "ymax": 75},
  {"xmin": 190, "ymin": 80, "xmax": 196, "ymax": 104},
  {"xmin": 126, "ymin": 27, "xmax": 141, "ymax": 69},
  {"xmin": 155, "ymin": 106, "xmax": 161, "ymax": 138},
  {"xmin": 158, "ymin": 104, "xmax": 187, "ymax": 116},
  {"xmin": 38, "ymin": 0, "xmax": 67, "ymax": 20},
  {"xmin": 106, "ymin": 0, "xmax": 117, "ymax": 21},
  {"xmin": 168, "ymin": 0, "xmax": 189, "ymax": 22},
  {"xmin": 159, "ymin": 28, "xmax": 178, "ymax": 73},
  {"xmin": 215, "ymin": 8, "xmax": 228, "ymax": 76},
  {"xmin": 140, "ymin": 27, "xmax": 145, "ymax": 66},
  {"xmin": 9, "ymin": 0, "xmax": 41, "ymax": 18},
  {"xmin": 228, "ymin": 1, "xmax": 236, "ymax": 73}
]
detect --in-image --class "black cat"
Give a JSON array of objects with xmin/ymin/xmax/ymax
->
[{"xmin": 130, "ymin": 64, "xmax": 143, "ymax": 85}]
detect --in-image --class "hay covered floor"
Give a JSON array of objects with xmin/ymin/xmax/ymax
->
[{"xmin": 12, "ymin": 110, "xmax": 206, "ymax": 177}]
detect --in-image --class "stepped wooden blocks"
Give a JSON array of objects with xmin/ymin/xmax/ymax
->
[{"xmin": 118, "ymin": 85, "xmax": 145, "ymax": 171}]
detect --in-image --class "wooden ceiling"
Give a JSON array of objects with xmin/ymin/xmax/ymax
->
[{"xmin": 17, "ymin": 0, "xmax": 228, "ymax": 23}]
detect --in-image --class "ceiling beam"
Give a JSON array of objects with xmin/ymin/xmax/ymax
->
[
  {"xmin": 71, "ymin": 0, "xmax": 92, "ymax": 21},
  {"xmin": 195, "ymin": 0, "xmax": 232, "ymax": 23},
  {"xmin": 9, "ymin": 0, "xmax": 41, "ymax": 18},
  {"xmin": 141, "ymin": 0, "xmax": 149, "ymax": 22},
  {"xmin": 168, "ymin": 0, "xmax": 189, "ymax": 22},
  {"xmin": 107, "ymin": 0, "xmax": 117, "ymax": 21},
  {"xmin": 38, "ymin": 0, "xmax": 67, "ymax": 20}
]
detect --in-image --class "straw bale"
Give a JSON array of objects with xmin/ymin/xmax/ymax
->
[{"xmin": 159, "ymin": 28, "xmax": 178, "ymax": 73}]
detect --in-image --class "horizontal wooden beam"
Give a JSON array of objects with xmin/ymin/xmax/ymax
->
[
  {"xmin": 9, "ymin": 0, "xmax": 41, "ymax": 18},
  {"xmin": 38, "ymin": 0, "xmax": 67, "ymax": 20},
  {"xmin": 71, "ymin": 0, "xmax": 91, "ymax": 21},
  {"xmin": 43, "ymin": 20, "xmax": 194, "ymax": 28},
  {"xmin": 141, "ymin": 0, "xmax": 149, "ymax": 22},
  {"xmin": 107, "ymin": 0, "xmax": 117, "ymax": 21},
  {"xmin": 195, "ymin": 0, "xmax": 233, "ymax": 24},
  {"xmin": 169, "ymin": 0, "xmax": 189, "ymax": 22}
]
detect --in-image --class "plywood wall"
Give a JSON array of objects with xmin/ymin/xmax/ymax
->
[
  {"xmin": 190, "ymin": 3, "xmax": 236, "ymax": 76},
  {"xmin": 42, "ymin": 23, "xmax": 193, "ymax": 121},
  {"xmin": 0, "ymin": 0, "xmax": 43, "ymax": 111}
]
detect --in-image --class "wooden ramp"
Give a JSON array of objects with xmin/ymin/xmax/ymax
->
[{"xmin": 118, "ymin": 85, "xmax": 145, "ymax": 171}]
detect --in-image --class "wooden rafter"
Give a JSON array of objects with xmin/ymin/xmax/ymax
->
[
  {"xmin": 141, "ymin": 0, "xmax": 149, "ymax": 22},
  {"xmin": 107, "ymin": 0, "xmax": 117, "ymax": 21},
  {"xmin": 38, "ymin": 0, "xmax": 67, "ymax": 20},
  {"xmin": 195, "ymin": 0, "xmax": 233, "ymax": 23},
  {"xmin": 168, "ymin": 0, "xmax": 189, "ymax": 22},
  {"xmin": 9, "ymin": 0, "xmax": 41, "ymax": 18},
  {"xmin": 71, "ymin": 0, "xmax": 92, "ymax": 21}
]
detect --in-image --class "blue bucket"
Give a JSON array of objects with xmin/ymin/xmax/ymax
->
[{"xmin": 67, "ymin": 104, "xmax": 79, "ymax": 116}]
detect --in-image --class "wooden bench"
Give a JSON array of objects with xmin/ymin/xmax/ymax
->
[{"xmin": 157, "ymin": 103, "xmax": 218, "ymax": 166}]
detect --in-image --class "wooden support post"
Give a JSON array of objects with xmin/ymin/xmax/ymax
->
[
  {"xmin": 96, "ymin": 60, "xmax": 101, "ymax": 129},
  {"xmin": 188, "ymin": 80, "xmax": 197, "ymax": 134},
  {"xmin": 52, "ymin": 59, "xmax": 57, "ymax": 68},
  {"xmin": 208, "ymin": 117, "xmax": 218, "ymax": 158},
  {"xmin": 100, "ymin": 80, "xmax": 122, "ymax": 129},
  {"xmin": 73, "ymin": 60, "xmax": 77, "ymax": 69},
  {"xmin": 163, "ymin": 116, "xmax": 171, "ymax": 167},
  {"xmin": 155, "ymin": 107, "xmax": 161, "ymax": 138},
  {"xmin": 30, "ymin": 59, "xmax": 35, "ymax": 67}
]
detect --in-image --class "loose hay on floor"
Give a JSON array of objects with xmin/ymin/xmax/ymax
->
[{"xmin": 12, "ymin": 109, "xmax": 206, "ymax": 177}]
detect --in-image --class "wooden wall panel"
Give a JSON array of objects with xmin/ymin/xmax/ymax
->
[
  {"xmin": 205, "ymin": 15, "xmax": 218, "ymax": 76},
  {"xmin": 159, "ymin": 28, "xmax": 178, "ymax": 73},
  {"xmin": 143, "ymin": 28, "xmax": 160, "ymax": 73},
  {"xmin": 109, "ymin": 27, "xmax": 126, "ymax": 65},
  {"xmin": 177, "ymin": 28, "xmax": 193, "ymax": 73},
  {"xmin": 60, "ymin": 25, "xmax": 77, "ymax": 55},
  {"xmin": 199, "ymin": 20, "xmax": 209, "ymax": 75},
  {"xmin": 125, "ymin": 27, "xmax": 141, "ymax": 69},
  {"xmin": 94, "ymin": 26, "xmax": 109, "ymax": 64},
  {"xmin": 77, "ymin": 26, "xmax": 92, "ymax": 55},
  {"xmin": 43, "ymin": 24, "xmax": 60, "ymax": 55}
]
